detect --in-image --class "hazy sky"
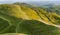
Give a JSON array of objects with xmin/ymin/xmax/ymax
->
[
  {"xmin": 0, "ymin": 0, "xmax": 60, "ymax": 2},
  {"xmin": 0, "ymin": 0, "xmax": 60, "ymax": 4}
]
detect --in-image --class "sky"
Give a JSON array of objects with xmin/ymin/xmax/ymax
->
[
  {"xmin": 0, "ymin": 0, "xmax": 60, "ymax": 2},
  {"xmin": 0, "ymin": 0, "xmax": 60, "ymax": 4}
]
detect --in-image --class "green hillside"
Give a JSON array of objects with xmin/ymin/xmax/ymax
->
[{"xmin": 0, "ymin": 3, "xmax": 60, "ymax": 35}]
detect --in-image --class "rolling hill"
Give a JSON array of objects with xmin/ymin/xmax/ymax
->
[{"xmin": 0, "ymin": 3, "xmax": 60, "ymax": 35}]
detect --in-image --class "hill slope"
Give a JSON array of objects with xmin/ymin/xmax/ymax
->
[
  {"xmin": 14, "ymin": 3, "xmax": 60, "ymax": 26},
  {"xmin": 0, "ymin": 3, "xmax": 60, "ymax": 35}
]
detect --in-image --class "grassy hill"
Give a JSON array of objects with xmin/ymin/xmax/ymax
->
[{"xmin": 0, "ymin": 3, "xmax": 60, "ymax": 35}]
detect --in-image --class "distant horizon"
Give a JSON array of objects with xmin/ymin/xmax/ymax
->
[
  {"xmin": 0, "ymin": 1, "xmax": 60, "ymax": 3},
  {"xmin": 0, "ymin": 0, "xmax": 60, "ymax": 4}
]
